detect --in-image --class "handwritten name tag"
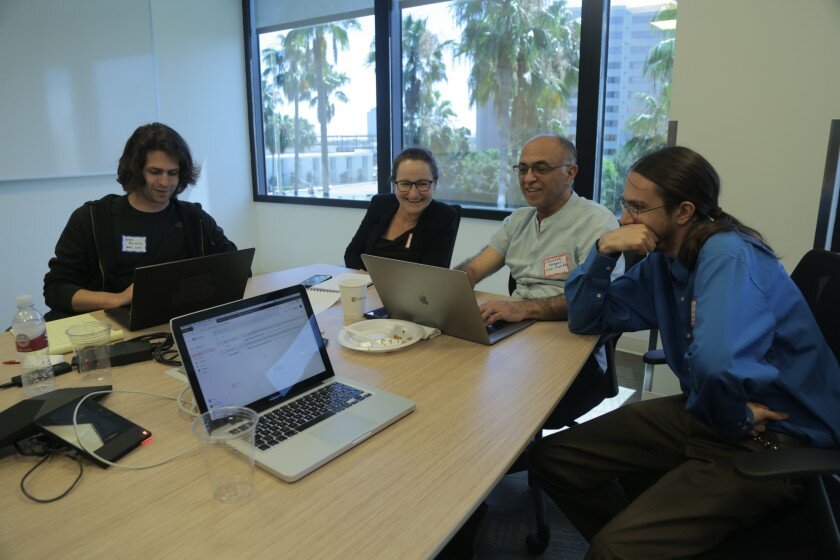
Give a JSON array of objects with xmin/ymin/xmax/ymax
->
[
  {"xmin": 122, "ymin": 235, "xmax": 147, "ymax": 253},
  {"xmin": 544, "ymin": 253, "xmax": 570, "ymax": 278}
]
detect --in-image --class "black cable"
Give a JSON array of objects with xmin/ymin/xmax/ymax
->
[
  {"xmin": 19, "ymin": 446, "xmax": 84, "ymax": 503},
  {"xmin": 127, "ymin": 332, "xmax": 180, "ymax": 366}
]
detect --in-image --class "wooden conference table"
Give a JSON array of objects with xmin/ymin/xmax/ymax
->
[{"xmin": 0, "ymin": 264, "xmax": 597, "ymax": 559}]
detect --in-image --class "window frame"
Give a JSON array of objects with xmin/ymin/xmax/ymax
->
[{"xmin": 242, "ymin": 0, "xmax": 608, "ymax": 220}]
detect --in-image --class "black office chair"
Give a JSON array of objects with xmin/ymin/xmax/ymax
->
[
  {"xmin": 504, "ymin": 273, "xmax": 620, "ymax": 554},
  {"xmin": 703, "ymin": 249, "xmax": 840, "ymax": 559},
  {"xmin": 441, "ymin": 203, "xmax": 462, "ymax": 268},
  {"xmin": 626, "ymin": 249, "xmax": 840, "ymax": 559}
]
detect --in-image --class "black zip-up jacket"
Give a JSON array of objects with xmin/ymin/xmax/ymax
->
[
  {"xmin": 343, "ymin": 194, "xmax": 460, "ymax": 270},
  {"xmin": 43, "ymin": 194, "xmax": 237, "ymax": 319}
]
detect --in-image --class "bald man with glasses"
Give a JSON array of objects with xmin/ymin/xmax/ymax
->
[{"xmin": 455, "ymin": 134, "xmax": 621, "ymax": 325}]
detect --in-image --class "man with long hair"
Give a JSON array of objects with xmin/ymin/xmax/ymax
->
[
  {"xmin": 529, "ymin": 146, "xmax": 840, "ymax": 558},
  {"xmin": 44, "ymin": 123, "xmax": 237, "ymax": 319}
]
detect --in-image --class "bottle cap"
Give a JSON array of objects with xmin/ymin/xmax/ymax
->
[{"xmin": 15, "ymin": 295, "xmax": 33, "ymax": 308}]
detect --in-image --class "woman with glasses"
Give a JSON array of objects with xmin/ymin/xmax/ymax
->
[{"xmin": 344, "ymin": 147, "xmax": 460, "ymax": 270}]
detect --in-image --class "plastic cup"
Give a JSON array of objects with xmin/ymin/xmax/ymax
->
[
  {"xmin": 338, "ymin": 279, "xmax": 368, "ymax": 321},
  {"xmin": 65, "ymin": 321, "xmax": 112, "ymax": 383},
  {"xmin": 191, "ymin": 406, "xmax": 258, "ymax": 503}
]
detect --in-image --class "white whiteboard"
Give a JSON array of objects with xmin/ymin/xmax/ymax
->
[{"xmin": 0, "ymin": 0, "xmax": 159, "ymax": 181}]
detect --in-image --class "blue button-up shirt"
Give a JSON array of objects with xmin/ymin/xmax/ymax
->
[{"xmin": 566, "ymin": 231, "xmax": 840, "ymax": 448}]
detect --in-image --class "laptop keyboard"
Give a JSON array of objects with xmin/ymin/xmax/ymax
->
[
  {"xmin": 486, "ymin": 320, "xmax": 511, "ymax": 333},
  {"xmin": 255, "ymin": 382, "xmax": 372, "ymax": 451}
]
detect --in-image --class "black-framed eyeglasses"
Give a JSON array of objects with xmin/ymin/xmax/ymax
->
[
  {"xmin": 619, "ymin": 197, "xmax": 666, "ymax": 219},
  {"xmin": 513, "ymin": 161, "xmax": 574, "ymax": 176},
  {"xmin": 393, "ymin": 179, "xmax": 435, "ymax": 192}
]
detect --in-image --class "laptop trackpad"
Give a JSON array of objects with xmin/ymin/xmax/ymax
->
[{"xmin": 309, "ymin": 414, "xmax": 376, "ymax": 446}]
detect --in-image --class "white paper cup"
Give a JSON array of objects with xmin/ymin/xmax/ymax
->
[{"xmin": 338, "ymin": 279, "xmax": 368, "ymax": 321}]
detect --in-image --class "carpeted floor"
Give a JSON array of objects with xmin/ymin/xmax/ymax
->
[{"xmin": 472, "ymin": 352, "xmax": 644, "ymax": 559}]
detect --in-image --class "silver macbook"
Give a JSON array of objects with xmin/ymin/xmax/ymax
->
[
  {"xmin": 106, "ymin": 248, "xmax": 255, "ymax": 331},
  {"xmin": 361, "ymin": 254, "xmax": 536, "ymax": 345},
  {"xmin": 170, "ymin": 285, "xmax": 414, "ymax": 482}
]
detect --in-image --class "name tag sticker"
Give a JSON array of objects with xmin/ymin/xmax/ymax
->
[
  {"xmin": 544, "ymin": 253, "xmax": 570, "ymax": 278},
  {"xmin": 122, "ymin": 235, "xmax": 147, "ymax": 253}
]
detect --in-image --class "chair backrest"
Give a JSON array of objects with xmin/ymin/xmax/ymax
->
[
  {"xmin": 790, "ymin": 250, "xmax": 840, "ymax": 363},
  {"xmin": 451, "ymin": 204, "xmax": 462, "ymax": 238},
  {"xmin": 442, "ymin": 203, "xmax": 462, "ymax": 268}
]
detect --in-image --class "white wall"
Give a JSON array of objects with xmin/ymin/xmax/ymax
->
[
  {"xmin": 0, "ymin": 0, "xmax": 257, "ymax": 322},
  {"xmin": 254, "ymin": 203, "xmax": 512, "ymax": 295},
  {"xmin": 670, "ymin": 0, "xmax": 840, "ymax": 271}
]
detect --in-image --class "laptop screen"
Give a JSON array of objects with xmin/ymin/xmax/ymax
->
[{"xmin": 174, "ymin": 289, "xmax": 330, "ymax": 411}]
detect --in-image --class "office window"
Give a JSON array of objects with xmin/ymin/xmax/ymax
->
[
  {"xmin": 599, "ymin": 1, "xmax": 677, "ymax": 217},
  {"xmin": 245, "ymin": 0, "xmax": 623, "ymax": 217},
  {"xmin": 252, "ymin": 1, "xmax": 376, "ymax": 201},
  {"xmin": 400, "ymin": 1, "xmax": 580, "ymax": 210}
]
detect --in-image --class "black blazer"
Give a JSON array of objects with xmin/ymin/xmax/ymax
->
[{"xmin": 344, "ymin": 194, "xmax": 459, "ymax": 270}]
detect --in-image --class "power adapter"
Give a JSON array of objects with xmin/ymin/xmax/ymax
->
[
  {"xmin": 69, "ymin": 340, "xmax": 154, "ymax": 369},
  {"xmin": 105, "ymin": 340, "xmax": 154, "ymax": 367}
]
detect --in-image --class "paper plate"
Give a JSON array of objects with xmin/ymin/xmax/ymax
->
[{"xmin": 338, "ymin": 319, "xmax": 425, "ymax": 353}]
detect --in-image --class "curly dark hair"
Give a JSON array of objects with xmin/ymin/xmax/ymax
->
[{"xmin": 116, "ymin": 123, "xmax": 200, "ymax": 195}]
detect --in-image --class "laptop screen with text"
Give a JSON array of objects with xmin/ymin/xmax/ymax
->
[{"xmin": 174, "ymin": 291, "xmax": 327, "ymax": 410}]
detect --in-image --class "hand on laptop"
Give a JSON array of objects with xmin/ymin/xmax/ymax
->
[
  {"xmin": 479, "ymin": 299, "xmax": 527, "ymax": 325},
  {"xmin": 109, "ymin": 284, "xmax": 133, "ymax": 309},
  {"xmin": 70, "ymin": 283, "xmax": 134, "ymax": 313}
]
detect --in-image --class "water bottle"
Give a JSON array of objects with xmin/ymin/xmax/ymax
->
[{"xmin": 12, "ymin": 295, "xmax": 55, "ymax": 396}]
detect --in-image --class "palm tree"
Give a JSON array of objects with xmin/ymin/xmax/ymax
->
[
  {"xmin": 261, "ymin": 46, "xmax": 285, "ymax": 191},
  {"xmin": 280, "ymin": 33, "xmax": 313, "ymax": 194},
  {"xmin": 453, "ymin": 0, "xmax": 578, "ymax": 207},
  {"xmin": 287, "ymin": 20, "xmax": 359, "ymax": 196},
  {"xmin": 401, "ymin": 16, "xmax": 455, "ymax": 149}
]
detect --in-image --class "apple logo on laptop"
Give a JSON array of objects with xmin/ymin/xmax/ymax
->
[{"xmin": 418, "ymin": 294, "xmax": 430, "ymax": 306}]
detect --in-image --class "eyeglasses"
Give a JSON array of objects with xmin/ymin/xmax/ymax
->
[
  {"xmin": 393, "ymin": 179, "xmax": 435, "ymax": 192},
  {"xmin": 619, "ymin": 197, "xmax": 666, "ymax": 219},
  {"xmin": 513, "ymin": 161, "xmax": 574, "ymax": 176}
]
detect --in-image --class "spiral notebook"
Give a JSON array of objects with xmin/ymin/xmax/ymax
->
[{"xmin": 309, "ymin": 273, "xmax": 372, "ymax": 293}]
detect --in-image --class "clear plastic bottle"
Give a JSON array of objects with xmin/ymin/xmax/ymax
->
[{"xmin": 12, "ymin": 295, "xmax": 55, "ymax": 396}]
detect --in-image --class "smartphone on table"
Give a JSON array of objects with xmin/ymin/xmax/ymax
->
[
  {"xmin": 300, "ymin": 274, "xmax": 332, "ymax": 288},
  {"xmin": 363, "ymin": 306, "xmax": 390, "ymax": 320}
]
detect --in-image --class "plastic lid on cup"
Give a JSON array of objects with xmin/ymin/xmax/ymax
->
[{"xmin": 16, "ymin": 295, "xmax": 33, "ymax": 308}]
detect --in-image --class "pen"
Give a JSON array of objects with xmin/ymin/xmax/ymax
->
[{"xmin": 3, "ymin": 360, "xmax": 20, "ymax": 365}]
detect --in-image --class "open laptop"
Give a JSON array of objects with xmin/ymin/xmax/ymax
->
[
  {"xmin": 105, "ymin": 248, "xmax": 255, "ymax": 331},
  {"xmin": 170, "ymin": 285, "xmax": 415, "ymax": 482},
  {"xmin": 361, "ymin": 254, "xmax": 536, "ymax": 345}
]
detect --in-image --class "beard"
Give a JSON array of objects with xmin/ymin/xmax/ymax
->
[{"xmin": 655, "ymin": 220, "xmax": 678, "ymax": 254}]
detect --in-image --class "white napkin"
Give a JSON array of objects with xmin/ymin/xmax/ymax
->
[{"xmin": 418, "ymin": 324, "xmax": 441, "ymax": 339}]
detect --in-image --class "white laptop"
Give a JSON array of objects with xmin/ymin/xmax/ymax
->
[
  {"xmin": 361, "ymin": 254, "xmax": 536, "ymax": 345},
  {"xmin": 170, "ymin": 284, "xmax": 415, "ymax": 482}
]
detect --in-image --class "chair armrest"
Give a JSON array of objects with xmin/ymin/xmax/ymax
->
[
  {"xmin": 734, "ymin": 448, "xmax": 840, "ymax": 480},
  {"xmin": 642, "ymin": 348, "xmax": 666, "ymax": 365}
]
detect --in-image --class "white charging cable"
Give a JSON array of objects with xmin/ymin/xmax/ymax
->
[{"xmin": 71, "ymin": 389, "xmax": 199, "ymax": 470}]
